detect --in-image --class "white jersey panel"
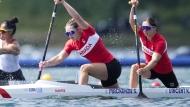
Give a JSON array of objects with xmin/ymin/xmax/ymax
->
[
  {"xmin": 77, "ymin": 33, "xmax": 99, "ymax": 56},
  {"xmin": 0, "ymin": 40, "xmax": 20, "ymax": 72}
]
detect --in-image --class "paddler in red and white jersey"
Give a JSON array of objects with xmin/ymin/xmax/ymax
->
[
  {"xmin": 39, "ymin": 0, "xmax": 121, "ymax": 88},
  {"xmin": 128, "ymin": 0, "xmax": 179, "ymax": 88}
]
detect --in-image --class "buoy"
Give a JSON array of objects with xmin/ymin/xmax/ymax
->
[
  {"xmin": 151, "ymin": 81, "xmax": 161, "ymax": 87},
  {"xmin": 41, "ymin": 73, "xmax": 52, "ymax": 81}
]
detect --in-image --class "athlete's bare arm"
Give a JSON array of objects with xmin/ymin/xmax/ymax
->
[
  {"xmin": 55, "ymin": 0, "xmax": 89, "ymax": 29},
  {"xmin": 0, "ymin": 41, "xmax": 20, "ymax": 55}
]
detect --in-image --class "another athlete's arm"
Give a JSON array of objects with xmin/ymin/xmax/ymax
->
[{"xmin": 0, "ymin": 41, "xmax": 20, "ymax": 55}]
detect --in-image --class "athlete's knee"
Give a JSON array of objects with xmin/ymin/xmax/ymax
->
[
  {"xmin": 80, "ymin": 64, "xmax": 90, "ymax": 74},
  {"xmin": 131, "ymin": 64, "xmax": 138, "ymax": 73}
]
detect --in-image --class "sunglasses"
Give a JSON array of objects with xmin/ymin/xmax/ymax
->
[
  {"xmin": 141, "ymin": 26, "xmax": 155, "ymax": 31},
  {"xmin": 0, "ymin": 28, "xmax": 12, "ymax": 34},
  {"xmin": 65, "ymin": 28, "xmax": 79, "ymax": 36}
]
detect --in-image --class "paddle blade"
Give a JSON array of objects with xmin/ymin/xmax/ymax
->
[{"xmin": 137, "ymin": 92, "xmax": 149, "ymax": 99}]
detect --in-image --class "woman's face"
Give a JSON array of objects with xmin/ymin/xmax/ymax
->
[
  {"xmin": 65, "ymin": 25, "xmax": 80, "ymax": 40},
  {"xmin": 0, "ymin": 23, "xmax": 12, "ymax": 40},
  {"xmin": 142, "ymin": 21, "xmax": 156, "ymax": 37}
]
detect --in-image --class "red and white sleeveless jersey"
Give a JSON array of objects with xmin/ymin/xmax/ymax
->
[
  {"xmin": 138, "ymin": 29, "xmax": 173, "ymax": 74},
  {"xmin": 63, "ymin": 25, "xmax": 114, "ymax": 63}
]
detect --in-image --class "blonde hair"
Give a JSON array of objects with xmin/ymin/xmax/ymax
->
[{"xmin": 66, "ymin": 18, "xmax": 79, "ymax": 28}]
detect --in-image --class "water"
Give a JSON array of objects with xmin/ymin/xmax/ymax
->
[{"xmin": 0, "ymin": 67, "xmax": 190, "ymax": 107}]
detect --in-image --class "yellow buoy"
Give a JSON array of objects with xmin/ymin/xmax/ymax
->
[{"xmin": 41, "ymin": 73, "xmax": 52, "ymax": 81}]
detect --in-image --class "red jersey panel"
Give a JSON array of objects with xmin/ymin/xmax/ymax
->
[
  {"xmin": 138, "ymin": 29, "xmax": 173, "ymax": 74},
  {"xmin": 63, "ymin": 25, "xmax": 114, "ymax": 63}
]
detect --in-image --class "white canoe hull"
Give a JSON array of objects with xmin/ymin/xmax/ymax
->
[{"xmin": 0, "ymin": 80, "xmax": 190, "ymax": 99}]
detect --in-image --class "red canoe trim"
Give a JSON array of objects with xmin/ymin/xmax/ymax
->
[{"xmin": 0, "ymin": 87, "xmax": 11, "ymax": 98}]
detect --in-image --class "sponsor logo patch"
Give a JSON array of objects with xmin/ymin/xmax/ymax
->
[
  {"xmin": 55, "ymin": 89, "xmax": 65, "ymax": 93},
  {"xmin": 106, "ymin": 88, "xmax": 137, "ymax": 94},
  {"xmin": 28, "ymin": 88, "xmax": 42, "ymax": 92},
  {"xmin": 166, "ymin": 88, "xmax": 190, "ymax": 94}
]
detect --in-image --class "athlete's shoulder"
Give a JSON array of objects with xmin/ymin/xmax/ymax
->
[
  {"xmin": 82, "ymin": 24, "xmax": 96, "ymax": 35},
  {"xmin": 156, "ymin": 32, "xmax": 166, "ymax": 40},
  {"xmin": 10, "ymin": 39, "xmax": 18, "ymax": 44}
]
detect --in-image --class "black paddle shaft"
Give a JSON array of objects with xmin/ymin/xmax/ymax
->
[
  {"xmin": 132, "ymin": 6, "xmax": 148, "ymax": 98},
  {"xmin": 37, "ymin": 4, "xmax": 58, "ymax": 80}
]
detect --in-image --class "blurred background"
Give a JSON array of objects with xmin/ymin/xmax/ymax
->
[{"xmin": 0, "ymin": 0, "xmax": 190, "ymax": 62}]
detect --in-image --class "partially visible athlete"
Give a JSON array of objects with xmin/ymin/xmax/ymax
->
[
  {"xmin": 128, "ymin": 0, "xmax": 179, "ymax": 88},
  {"xmin": 0, "ymin": 17, "xmax": 25, "ymax": 81},
  {"xmin": 39, "ymin": 0, "xmax": 121, "ymax": 88}
]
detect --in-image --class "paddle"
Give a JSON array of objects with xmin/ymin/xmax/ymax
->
[
  {"xmin": 37, "ymin": 2, "xmax": 58, "ymax": 80},
  {"xmin": 129, "ymin": 1, "xmax": 148, "ymax": 98}
]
